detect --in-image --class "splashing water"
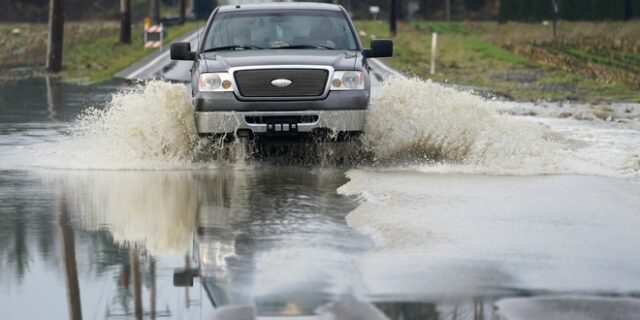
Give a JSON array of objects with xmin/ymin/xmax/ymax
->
[
  {"xmin": 362, "ymin": 78, "xmax": 565, "ymax": 169},
  {"xmin": 30, "ymin": 78, "xmax": 639, "ymax": 175},
  {"xmin": 33, "ymin": 81, "xmax": 204, "ymax": 169},
  {"xmin": 362, "ymin": 77, "xmax": 639, "ymax": 176},
  {"xmin": 31, "ymin": 80, "xmax": 365, "ymax": 169},
  {"xmin": 336, "ymin": 79, "xmax": 640, "ymax": 296}
]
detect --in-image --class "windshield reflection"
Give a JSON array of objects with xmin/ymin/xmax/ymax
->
[{"xmin": 204, "ymin": 10, "xmax": 358, "ymax": 51}]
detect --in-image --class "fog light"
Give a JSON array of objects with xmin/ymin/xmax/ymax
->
[
  {"xmin": 332, "ymin": 79, "xmax": 342, "ymax": 87},
  {"xmin": 221, "ymin": 80, "xmax": 232, "ymax": 89}
]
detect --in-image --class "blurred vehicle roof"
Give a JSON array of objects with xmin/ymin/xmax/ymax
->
[{"xmin": 217, "ymin": 2, "xmax": 342, "ymax": 13}]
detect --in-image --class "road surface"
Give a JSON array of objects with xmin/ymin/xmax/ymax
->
[{"xmin": 0, "ymin": 28, "xmax": 639, "ymax": 320}]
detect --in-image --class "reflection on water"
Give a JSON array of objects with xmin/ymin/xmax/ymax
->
[
  {"xmin": 58, "ymin": 171, "xmax": 199, "ymax": 255},
  {"xmin": 3, "ymin": 78, "xmax": 639, "ymax": 319},
  {"xmin": 0, "ymin": 166, "xmax": 374, "ymax": 318},
  {"xmin": 375, "ymin": 300, "xmax": 495, "ymax": 320},
  {"xmin": 57, "ymin": 200, "xmax": 82, "ymax": 320},
  {"xmin": 0, "ymin": 77, "xmax": 117, "ymax": 123},
  {"xmin": 191, "ymin": 168, "xmax": 371, "ymax": 315},
  {"xmin": 45, "ymin": 76, "xmax": 64, "ymax": 121},
  {"xmin": 0, "ymin": 165, "xmax": 525, "ymax": 319}
]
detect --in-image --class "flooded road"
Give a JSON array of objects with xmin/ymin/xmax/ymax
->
[{"xmin": 1, "ymin": 74, "xmax": 640, "ymax": 319}]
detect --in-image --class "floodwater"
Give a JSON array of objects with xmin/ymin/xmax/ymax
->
[{"xmin": 1, "ymin": 75, "xmax": 640, "ymax": 320}]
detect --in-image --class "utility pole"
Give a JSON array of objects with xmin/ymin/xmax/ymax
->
[
  {"xmin": 151, "ymin": 0, "xmax": 161, "ymax": 25},
  {"xmin": 551, "ymin": 0, "xmax": 559, "ymax": 38},
  {"xmin": 445, "ymin": 0, "xmax": 452, "ymax": 21},
  {"xmin": 46, "ymin": 0, "xmax": 65, "ymax": 72},
  {"xmin": 150, "ymin": 258, "xmax": 157, "ymax": 320},
  {"xmin": 390, "ymin": 0, "xmax": 397, "ymax": 36},
  {"xmin": 46, "ymin": 75, "xmax": 63, "ymax": 120},
  {"xmin": 120, "ymin": 0, "xmax": 131, "ymax": 44},
  {"xmin": 58, "ymin": 200, "xmax": 83, "ymax": 320},
  {"xmin": 131, "ymin": 247, "xmax": 143, "ymax": 320},
  {"xmin": 179, "ymin": 0, "xmax": 186, "ymax": 24},
  {"xmin": 625, "ymin": 0, "xmax": 633, "ymax": 20}
]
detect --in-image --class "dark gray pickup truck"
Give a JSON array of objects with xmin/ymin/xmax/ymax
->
[{"xmin": 170, "ymin": 2, "xmax": 392, "ymax": 140}]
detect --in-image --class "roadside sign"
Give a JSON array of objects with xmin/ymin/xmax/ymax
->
[
  {"xmin": 144, "ymin": 23, "xmax": 164, "ymax": 49},
  {"xmin": 369, "ymin": 6, "xmax": 380, "ymax": 20}
]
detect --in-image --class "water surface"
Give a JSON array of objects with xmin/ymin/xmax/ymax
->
[{"xmin": 1, "ymin": 76, "xmax": 640, "ymax": 320}]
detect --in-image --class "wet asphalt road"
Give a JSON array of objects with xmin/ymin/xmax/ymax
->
[
  {"xmin": 1, "ymin": 39, "xmax": 640, "ymax": 319},
  {"xmin": 0, "ymin": 57, "xmax": 445, "ymax": 319}
]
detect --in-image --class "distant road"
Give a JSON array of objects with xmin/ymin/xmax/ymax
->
[
  {"xmin": 115, "ymin": 28, "xmax": 204, "ymax": 82},
  {"xmin": 116, "ymin": 27, "xmax": 404, "ymax": 85}
]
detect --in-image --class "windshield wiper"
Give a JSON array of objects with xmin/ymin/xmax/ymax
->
[
  {"xmin": 203, "ymin": 45, "xmax": 263, "ymax": 52},
  {"xmin": 276, "ymin": 44, "xmax": 335, "ymax": 50}
]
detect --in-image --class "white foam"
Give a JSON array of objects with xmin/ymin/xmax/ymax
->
[
  {"xmin": 25, "ymin": 78, "xmax": 639, "ymax": 176},
  {"xmin": 363, "ymin": 78, "xmax": 564, "ymax": 169},
  {"xmin": 341, "ymin": 78, "xmax": 640, "ymax": 296},
  {"xmin": 31, "ymin": 81, "xmax": 204, "ymax": 170},
  {"xmin": 362, "ymin": 77, "xmax": 639, "ymax": 177}
]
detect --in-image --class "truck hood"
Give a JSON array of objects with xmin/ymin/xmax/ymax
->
[{"xmin": 199, "ymin": 50, "xmax": 360, "ymax": 71}]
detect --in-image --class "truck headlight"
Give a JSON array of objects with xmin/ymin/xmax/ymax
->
[
  {"xmin": 331, "ymin": 71, "xmax": 364, "ymax": 90},
  {"xmin": 199, "ymin": 72, "xmax": 234, "ymax": 92}
]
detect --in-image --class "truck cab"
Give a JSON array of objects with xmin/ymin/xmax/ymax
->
[{"xmin": 170, "ymin": 2, "xmax": 392, "ymax": 140}]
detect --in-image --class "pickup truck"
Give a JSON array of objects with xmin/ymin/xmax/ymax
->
[{"xmin": 170, "ymin": 2, "xmax": 392, "ymax": 141}]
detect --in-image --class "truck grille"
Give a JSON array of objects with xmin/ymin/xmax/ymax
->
[{"xmin": 234, "ymin": 69, "xmax": 329, "ymax": 98}]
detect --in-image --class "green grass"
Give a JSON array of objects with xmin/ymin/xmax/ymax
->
[
  {"xmin": 63, "ymin": 22, "xmax": 198, "ymax": 83},
  {"xmin": 461, "ymin": 38, "xmax": 529, "ymax": 66},
  {"xmin": 356, "ymin": 20, "xmax": 528, "ymax": 71},
  {"xmin": 356, "ymin": 21, "xmax": 534, "ymax": 97},
  {"xmin": 0, "ymin": 21, "xmax": 199, "ymax": 83},
  {"xmin": 608, "ymin": 21, "xmax": 624, "ymax": 30},
  {"xmin": 0, "ymin": 22, "xmax": 120, "ymax": 69},
  {"xmin": 558, "ymin": 47, "xmax": 640, "ymax": 73},
  {"xmin": 412, "ymin": 21, "xmax": 469, "ymax": 34},
  {"xmin": 354, "ymin": 20, "xmax": 640, "ymax": 102}
]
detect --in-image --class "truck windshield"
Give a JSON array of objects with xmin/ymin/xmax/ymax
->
[{"xmin": 203, "ymin": 10, "xmax": 358, "ymax": 52}]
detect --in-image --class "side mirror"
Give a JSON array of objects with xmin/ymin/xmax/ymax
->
[
  {"xmin": 170, "ymin": 42, "xmax": 196, "ymax": 61},
  {"xmin": 173, "ymin": 269, "xmax": 198, "ymax": 287},
  {"xmin": 363, "ymin": 39, "xmax": 393, "ymax": 58}
]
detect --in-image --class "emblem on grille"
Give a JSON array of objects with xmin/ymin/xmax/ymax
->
[{"xmin": 270, "ymin": 78, "xmax": 293, "ymax": 88}]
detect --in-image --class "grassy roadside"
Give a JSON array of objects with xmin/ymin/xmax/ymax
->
[
  {"xmin": 0, "ymin": 21, "xmax": 198, "ymax": 83},
  {"xmin": 355, "ymin": 20, "xmax": 640, "ymax": 103},
  {"xmin": 64, "ymin": 21, "xmax": 198, "ymax": 83}
]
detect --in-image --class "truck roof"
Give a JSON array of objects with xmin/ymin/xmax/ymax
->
[{"xmin": 217, "ymin": 2, "xmax": 343, "ymax": 13}]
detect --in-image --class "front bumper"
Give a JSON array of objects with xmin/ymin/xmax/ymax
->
[
  {"xmin": 194, "ymin": 90, "xmax": 369, "ymax": 112},
  {"xmin": 195, "ymin": 110, "xmax": 367, "ymax": 135}
]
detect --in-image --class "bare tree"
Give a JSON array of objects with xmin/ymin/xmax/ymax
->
[
  {"xmin": 179, "ymin": 0, "xmax": 186, "ymax": 24},
  {"xmin": 551, "ymin": 0, "xmax": 559, "ymax": 38},
  {"xmin": 149, "ymin": 257, "xmax": 156, "ymax": 319},
  {"xmin": 150, "ymin": 0, "xmax": 160, "ymax": 25},
  {"xmin": 131, "ymin": 246, "xmax": 143, "ymax": 320},
  {"xmin": 58, "ymin": 200, "xmax": 82, "ymax": 320},
  {"xmin": 390, "ymin": 0, "xmax": 397, "ymax": 36},
  {"xmin": 120, "ymin": 0, "xmax": 131, "ymax": 44},
  {"xmin": 46, "ymin": 0, "xmax": 66, "ymax": 72}
]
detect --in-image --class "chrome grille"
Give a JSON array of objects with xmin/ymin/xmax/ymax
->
[{"xmin": 234, "ymin": 69, "xmax": 329, "ymax": 98}]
